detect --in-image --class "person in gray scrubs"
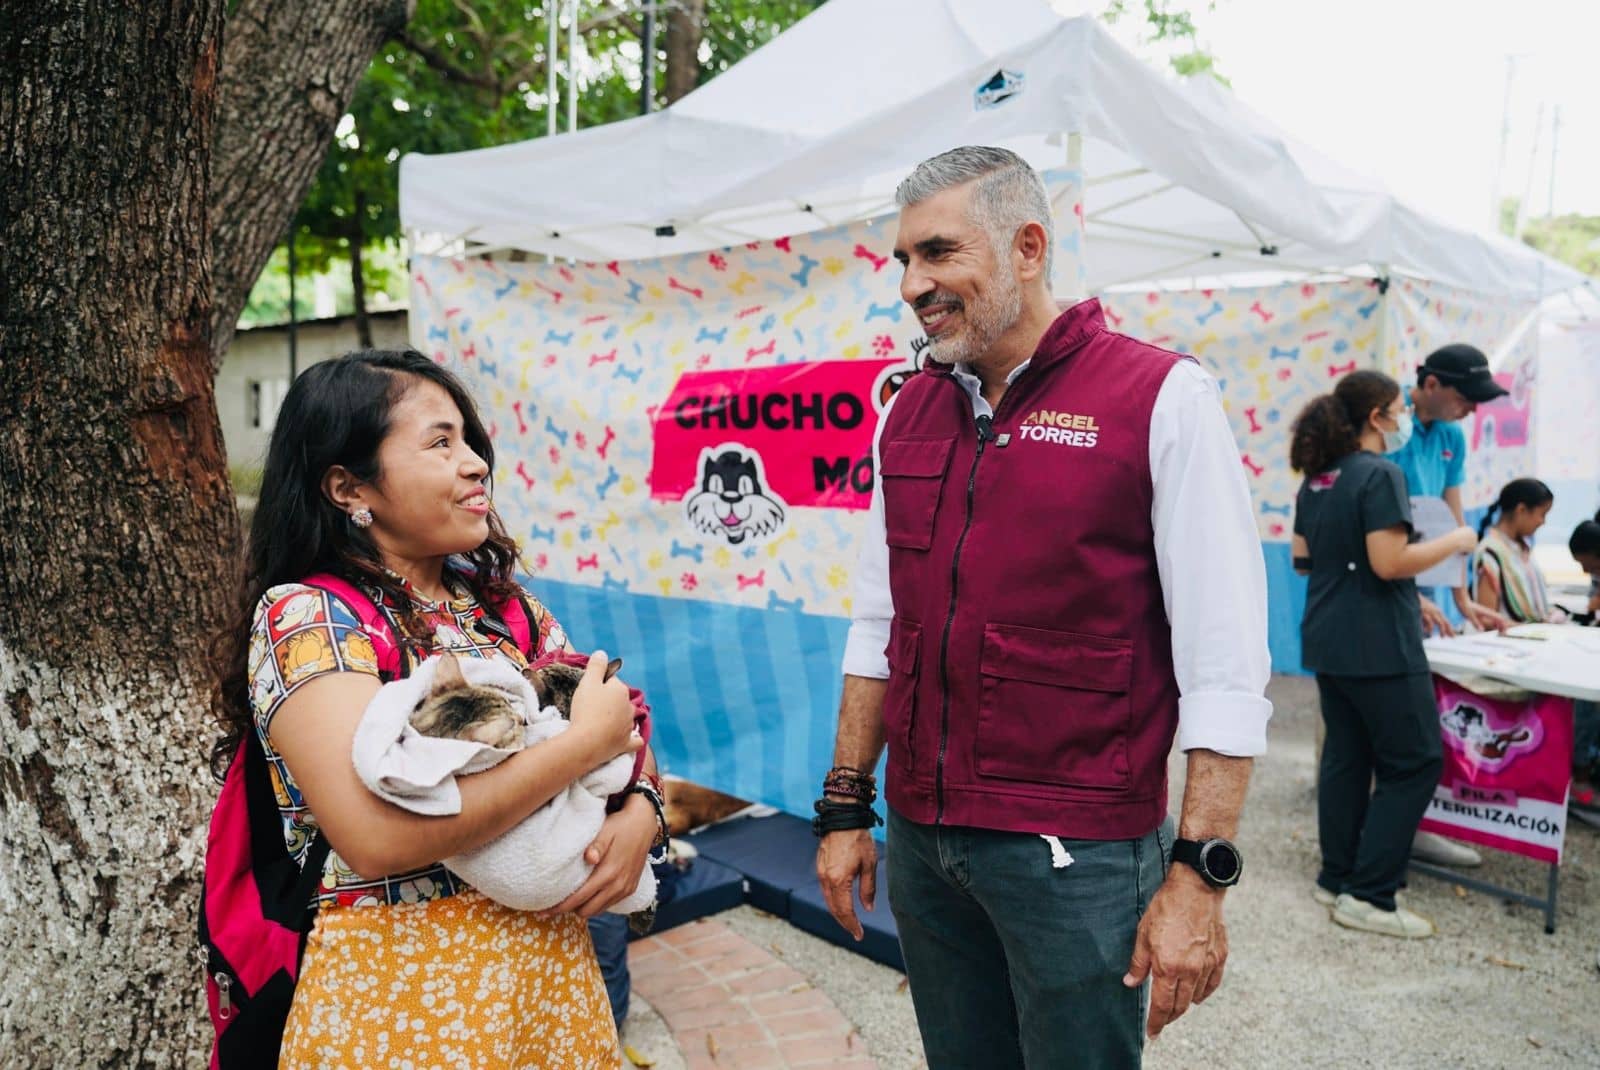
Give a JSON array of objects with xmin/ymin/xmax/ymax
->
[{"xmin": 1290, "ymin": 371, "xmax": 1478, "ymax": 939}]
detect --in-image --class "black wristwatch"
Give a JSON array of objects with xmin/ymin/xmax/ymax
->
[{"xmin": 1171, "ymin": 837, "xmax": 1243, "ymax": 889}]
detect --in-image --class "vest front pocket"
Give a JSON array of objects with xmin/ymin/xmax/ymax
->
[
  {"xmin": 880, "ymin": 437, "xmax": 953, "ymax": 551},
  {"xmin": 882, "ymin": 617, "xmax": 922, "ymax": 766},
  {"xmin": 974, "ymin": 623, "xmax": 1133, "ymax": 789}
]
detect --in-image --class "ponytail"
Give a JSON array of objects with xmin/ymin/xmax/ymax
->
[
  {"xmin": 1290, "ymin": 369, "xmax": 1400, "ymax": 475},
  {"xmin": 1477, "ymin": 503, "xmax": 1501, "ymax": 541},
  {"xmin": 1483, "ymin": 478, "xmax": 1554, "ymax": 540}
]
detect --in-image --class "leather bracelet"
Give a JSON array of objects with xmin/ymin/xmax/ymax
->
[{"xmin": 811, "ymin": 798, "xmax": 882, "ymax": 837}]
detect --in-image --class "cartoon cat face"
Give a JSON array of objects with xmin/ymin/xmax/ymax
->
[{"xmin": 684, "ymin": 447, "xmax": 786, "ymax": 545}]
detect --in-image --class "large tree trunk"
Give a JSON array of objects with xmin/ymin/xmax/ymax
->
[
  {"xmin": 662, "ymin": 0, "xmax": 707, "ymax": 105},
  {"xmin": 209, "ymin": 0, "xmax": 412, "ymax": 363},
  {"xmin": 0, "ymin": 3, "xmax": 234, "ymax": 1066}
]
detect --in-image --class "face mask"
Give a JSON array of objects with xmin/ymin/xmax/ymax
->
[{"xmin": 1381, "ymin": 411, "xmax": 1413, "ymax": 453}]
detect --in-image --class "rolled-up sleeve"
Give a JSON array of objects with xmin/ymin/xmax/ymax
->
[
  {"xmin": 1150, "ymin": 361, "xmax": 1273, "ymax": 756},
  {"xmin": 841, "ymin": 398, "xmax": 895, "ymax": 679}
]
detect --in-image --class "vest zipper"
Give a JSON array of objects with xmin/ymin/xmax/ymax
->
[{"xmin": 934, "ymin": 411, "xmax": 996, "ymax": 824}]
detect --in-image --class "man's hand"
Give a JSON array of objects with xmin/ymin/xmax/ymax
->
[
  {"xmin": 542, "ymin": 794, "xmax": 657, "ymax": 919},
  {"xmin": 1419, "ymin": 595, "xmax": 1455, "ymax": 638},
  {"xmin": 816, "ymin": 828, "xmax": 877, "ymax": 941},
  {"xmin": 1122, "ymin": 866, "xmax": 1228, "ymax": 1039}
]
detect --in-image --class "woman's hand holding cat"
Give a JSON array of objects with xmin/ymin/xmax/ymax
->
[{"xmin": 568, "ymin": 650, "xmax": 643, "ymax": 765}]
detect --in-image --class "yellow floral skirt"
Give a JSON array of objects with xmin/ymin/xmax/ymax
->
[{"xmin": 280, "ymin": 889, "xmax": 623, "ymax": 1070}]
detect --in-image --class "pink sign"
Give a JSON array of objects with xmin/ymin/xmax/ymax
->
[
  {"xmin": 1419, "ymin": 677, "xmax": 1574, "ymax": 863},
  {"xmin": 1470, "ymin": 370, "xmax": 1533, "ymax": 450},
  {"xmin": 649, "ymin": 360, "xmax": 901, "ymax": 518}
]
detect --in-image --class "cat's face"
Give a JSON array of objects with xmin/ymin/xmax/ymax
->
[
  {"xmin": 524, "ymin": 658, "xmax": 622, "ymax": 719},
  {"xmin": 409, "ymin": 652, "xmax": 524, "ymax": 749}
]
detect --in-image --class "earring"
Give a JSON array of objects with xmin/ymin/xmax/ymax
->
[{"xmin": 350, "ymin": 507, "xmax": 374, "ymax": 529}]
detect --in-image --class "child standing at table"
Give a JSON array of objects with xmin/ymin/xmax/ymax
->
[
  {"xmin": 1471, "ymin": 478, "xmax": 1556, "ymax": 624},
  {"xmin": 1290, "ymin": 370, "xmax": 1478, "ymax": 939}
]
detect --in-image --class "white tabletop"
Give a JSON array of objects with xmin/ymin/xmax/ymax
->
[{"xmin": 1424, "ymin": 623, "xmax": 1600, "ymax": 702}]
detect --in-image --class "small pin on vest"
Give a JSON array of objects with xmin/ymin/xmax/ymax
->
[{"xmin": 996, "ymin": 433, "xmax": 1011, "ymax": 447}]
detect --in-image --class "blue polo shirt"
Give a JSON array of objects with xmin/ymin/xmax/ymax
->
[{"xmin": 1385, "ymin": 404, "xmax": 1466, "ymax": 498}]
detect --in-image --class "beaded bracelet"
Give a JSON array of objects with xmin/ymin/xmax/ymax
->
[{"xmin": 626, "ymin": 779, "xmax": 671, "ymax": 864}]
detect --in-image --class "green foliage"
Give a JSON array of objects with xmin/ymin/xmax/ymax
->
[
  {"xmin": 1499, "ymin": 196, "xmax": 1600, "ymax": 278},
  {"xmin": 240, "ymin": 0, "xmax": 1226, "ymax": 326},
  {"xmin": 1101, "ymin": 0, "xmax": 1227, "ymax": 84}
]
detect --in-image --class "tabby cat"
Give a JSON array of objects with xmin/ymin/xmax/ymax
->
[{"xmin": 408, "ymin": 652, "xmax": 623, "ymax": 749}]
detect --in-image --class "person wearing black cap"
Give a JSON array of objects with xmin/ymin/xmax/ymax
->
[{"xmin": 1385, "ymin": 342, "xmax": 1511, "ymax": 869}]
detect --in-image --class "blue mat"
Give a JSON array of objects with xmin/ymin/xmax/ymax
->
[
  {"xmin": 788, "ymin": 854, "xmax": 903, "ymax": 971},
  {"xmin": 682, "ymin": 812, "xmax": 904, "ymax": 972},
  {"xmin": 629, "ymin": 855, "xmax": 746, "ymax": 940}
]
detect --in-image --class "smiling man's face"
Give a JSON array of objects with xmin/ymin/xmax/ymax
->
[{"xmin": 893, "ymin": 183, "xmax": 1021, "ymax": 368}]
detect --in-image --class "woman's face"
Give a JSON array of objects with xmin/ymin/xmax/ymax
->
[
  {"xmin": 362, "ymin": 378, "xmax": 492, "ymax": 564},
  {"xmin": 1511, "ymin": 500, "xmax": 1552, "ymax": 539}
]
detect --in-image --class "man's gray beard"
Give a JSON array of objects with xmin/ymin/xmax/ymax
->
[{"xmin": 924, "ymin": 269, "xmax": 1022, "ymax": 367}]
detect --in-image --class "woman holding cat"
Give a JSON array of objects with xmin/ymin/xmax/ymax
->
[{"xmin": 211, "ymin": 349, "xmax": 660, "ymax": 1068}]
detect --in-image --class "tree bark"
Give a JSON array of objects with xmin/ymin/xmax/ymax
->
[
  {"xmin": 209, "ymin": 0, "xmax": 413, "ymax": 363},
  {"xmin": 662, "ymin": 0, "xmax": 707, "ymax": 105},
  {"xmin": 0, "ymin": 3, "xmax": 234, "ymax": 1065}
]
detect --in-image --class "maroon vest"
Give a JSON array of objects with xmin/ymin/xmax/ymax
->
[{"xmin": 879, "ymin": 299, "xmax": 1183, "ymax": 840}]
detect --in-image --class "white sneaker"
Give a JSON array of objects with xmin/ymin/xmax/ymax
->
[
  {"xmin": 1312, "ymin": 885, "xmax": 1336, "ymax": 907},
  {"xmin": 1411, "ymin": 830, "xmax": 1482, "ymax": 867},
  {"xmin": 1331, "ymin": 894, "xmax": 1435, "ymax": 939}
]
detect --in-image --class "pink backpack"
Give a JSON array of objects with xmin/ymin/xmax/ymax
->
[{"xmin": 198, "ymin": 574, "xmax": 531, "ymax": 1069}]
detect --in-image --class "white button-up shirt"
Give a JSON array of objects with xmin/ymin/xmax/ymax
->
[{"xmin": 841, "ymin": 356, "xmax": 1273, "ymax": 757}]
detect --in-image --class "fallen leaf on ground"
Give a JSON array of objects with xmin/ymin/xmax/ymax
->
[
  {"xmin": 1527, "ymin": 1035, "xmax": 1543, "ymax": 1049},
  {"xmin": 1487, "ymin": 955, "xmax": 1528, "ymax": 970},
  {"xmin": 622, "ymin": 1043, "xmax": 655, "ymax": 1067},
  {"xmin": 896, "ymin": 976, "xmax": 910, "ymax": 993},
  {"xmin": 769, "ymin": 942, "xmax": 784, "ymax": 957},
  {"xmin": 706, "ymin": 1035, "xmax": 719, "ymax": 1059},
  {"xmin": 1453, "ymin": 885, "xmax": 1468, "ymax": 898}
]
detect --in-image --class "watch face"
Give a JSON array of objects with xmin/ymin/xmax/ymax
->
[{"xmin": 1203, "ymin": 841, "xmax": 1241, "ymax": 884}]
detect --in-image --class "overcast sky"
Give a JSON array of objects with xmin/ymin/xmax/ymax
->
[{"xmin": 1082, "ymin": 0, "xmax": 1599, "ymax": 233}]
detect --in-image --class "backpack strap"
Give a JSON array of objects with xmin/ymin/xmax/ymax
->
[{"xmin": 301, "ymin": 572, "xmax": 402, "ymax": 679}]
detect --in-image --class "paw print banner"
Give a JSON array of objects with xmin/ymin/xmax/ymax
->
[
  {"xmin": 1101, "ymin": 277, "xmax": 1539, "ymax": 673},
  {"xmin": 410, "ymin": 173, "xmax": 1086, "ymax": 816}
]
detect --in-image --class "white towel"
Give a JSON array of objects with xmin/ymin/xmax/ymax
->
[{"xmin": 350, "ymin": 653, "xmax": 656, "ymax": 914}]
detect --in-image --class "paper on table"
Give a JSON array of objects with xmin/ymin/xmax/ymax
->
[{"xmin": 1410, "ymin": 496, "xmax": 1468, "ymax": 589}]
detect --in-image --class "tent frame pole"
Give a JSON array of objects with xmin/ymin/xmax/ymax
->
[{"xmin": 1373, "ymin": 262, "xmax": 1392, "ymax": 371}]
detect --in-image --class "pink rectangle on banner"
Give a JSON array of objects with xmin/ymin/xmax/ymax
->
[
  {"xmin": 1418, "ymin": 676, "xmax": 1573, "ymax": 864},
  {"xmin": 649, "ymin": 360, "xmax": 901, "ymax": 511}
]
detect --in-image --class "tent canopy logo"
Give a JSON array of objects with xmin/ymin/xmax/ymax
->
[{"xmin": 975, "ymin": 69, "xmax": 1024, "ymax": 110}]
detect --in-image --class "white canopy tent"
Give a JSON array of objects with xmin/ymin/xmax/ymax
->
[{"xmin": 400, "ymin": 0, "xmax": 1587, "ymax": 301}]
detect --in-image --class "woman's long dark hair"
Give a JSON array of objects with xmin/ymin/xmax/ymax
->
[
  {"xmin": 1289, "ymin": 369, "xmax": 1400, "ymax": 475},
  {"xmin": 1478, "ymin": 477, "xmax": 1554, "ymax": 539},
  {"xmin": 209, "ymin": 349, "xmax": 522, "ymax": 778}
]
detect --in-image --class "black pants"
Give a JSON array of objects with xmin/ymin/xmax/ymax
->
[{"xmin": 1315, "ymin": 672, "xmax": 1443, "ymax": 911}]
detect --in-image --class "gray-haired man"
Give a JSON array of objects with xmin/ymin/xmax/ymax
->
[{"xmin": 814, "ymin": 147, "xmax": 1271, "ymax": 1066}]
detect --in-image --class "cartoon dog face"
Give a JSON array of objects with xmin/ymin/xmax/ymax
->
[{"xmin": 684, "ymin": 446, "xmax": 786, "ymax": 545}]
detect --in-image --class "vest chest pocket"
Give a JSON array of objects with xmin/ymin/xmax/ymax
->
[
  {"xmin": 975, "ymin": 623, "xmax": 1133, "ymax": 789},
  {"xmin": 882, "ymin": 617, "xmax": 921, "ymax": 765},
  {"xmin": 880, "ymin": 437, "xmax": 954, "ymax": 551}
]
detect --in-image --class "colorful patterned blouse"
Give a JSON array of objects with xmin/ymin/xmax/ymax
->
[{"xmin": 247, "ymin": 570, "xmax": 568, "ymax": 907}]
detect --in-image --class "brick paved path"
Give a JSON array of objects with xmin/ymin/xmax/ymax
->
[{"xmin": 628, "ymin": 918, "xmax": 880, "ymax": 1070}]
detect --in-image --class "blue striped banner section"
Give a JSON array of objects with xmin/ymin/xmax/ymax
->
[
  {"xmin": 526, "ymin": 576, "xmax": 855, "ymax": 819},
  {"xmin": 1263, "ymin": 542, "xmax": 1308, "ymax": 675}
]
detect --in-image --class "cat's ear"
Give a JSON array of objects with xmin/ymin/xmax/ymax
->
[
  {"xmin": 525, "ymin": 665, "xmax": 554, "ymax": 707},
  {"xmin": 432, "ymin": 652, "xmax": 467, "ymax": 692},
  {"xmin": 605, "ymin": 658, "xmax": 622, "ymax": 682}
]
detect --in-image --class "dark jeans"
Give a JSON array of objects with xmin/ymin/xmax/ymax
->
[
  {"xmin": 588, "ymin": 914, "xmax": 630, "ymax": 1033},
  {"xmin": 1315, "ymin": 672, "xmax": 1443, "ymax": 911},
  {"xmin": 886, "ymin": 807, "xmax": 1171, "ymax": 1070}
]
